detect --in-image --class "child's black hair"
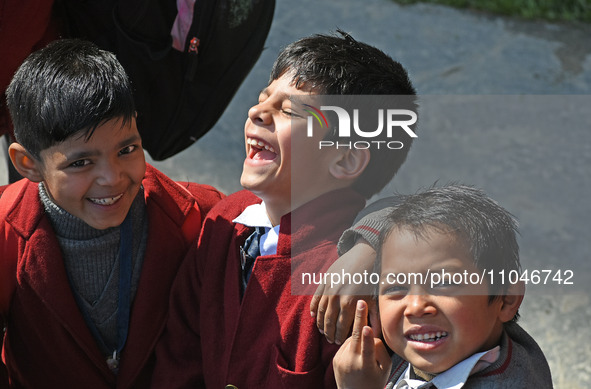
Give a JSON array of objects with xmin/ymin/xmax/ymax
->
[
  {"xmin": 375, "ymin": 185, "xmax": 521, "ymax": 316},
  {"xmin": 6, "ymin": 39, "xmax": 135, "ymax": 159},
  {"xmin": 269, "ymin": 30, "xmax": 418, "ymax": 198}
]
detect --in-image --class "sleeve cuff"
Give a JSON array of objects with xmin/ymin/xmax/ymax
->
[{"xmin": 337, "ymin": 208, "xmax": 394, "ymax": 255}]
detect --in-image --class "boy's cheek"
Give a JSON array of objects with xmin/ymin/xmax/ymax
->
[{"xmin": 377, "ymin": 300, "xmax": 401, "ymax": 348}]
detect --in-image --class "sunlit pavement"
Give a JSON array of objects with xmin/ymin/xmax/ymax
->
[{"xmin": 2, "ymin": 1, "xmax": 590, "ymax": 387}]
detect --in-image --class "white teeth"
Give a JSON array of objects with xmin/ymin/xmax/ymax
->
[
  {"xmin": 247, "ymin": 137, "xmax": 275, "ymax": 153},
  {"xmin": 409, "ymin": 331, "xmax": 448, "ymax": 342},
  {"xmin": 89, "ymin": 194, "xmax": 123, "ymax": 205}
]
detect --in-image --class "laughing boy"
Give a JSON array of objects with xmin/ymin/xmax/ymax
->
[{"xmin": 151, "ymin": 31, "xmax": 417, "ymax": 388}]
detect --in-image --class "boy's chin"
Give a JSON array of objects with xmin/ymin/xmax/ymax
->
[
  {"xmin": 239, "ymin": 174, "xmax": 251, "ymax": 190},
  {"xmin": 239, "ymin": 171, "xmax": 264, "ymax": 191},
  {"xmin": 239, "ymin": 179, "xmax": 266, "ymax": 194}
]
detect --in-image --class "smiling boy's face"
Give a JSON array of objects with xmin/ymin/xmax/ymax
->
[
  {"xmin": 240, "ymin": 73, "xmax": 348, "ymax": 225},
  {"xmin": 34, "ymin": 117, "xmax": 146, "ymax": 230},
  {"xmin": 378, "ymin": 227, "xmax": 506, "ymax": 374}
]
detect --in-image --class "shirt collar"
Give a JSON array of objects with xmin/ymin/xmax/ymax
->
[
  {"xmin": 232, "ymin": 202, "xmax": 274, "ymax": 229},
  {"xmin": 395, "ymin": 346, "xmax": 501, "ymax": 389},
  {"xmin": 233, "ymin": 202, "xmax": 279, "ymax": 256}
]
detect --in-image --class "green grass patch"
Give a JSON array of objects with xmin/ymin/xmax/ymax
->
[{"xmin": 392, "ymin": 0, "xmax": 591, "ymax": 23}]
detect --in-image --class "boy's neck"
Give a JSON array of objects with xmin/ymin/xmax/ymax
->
[
  {"xmin": 261, "ymin": 198, "xmax": 288, "ymax": 227},
  {"xmin": 260, "ymin": 184, "xmax": 353, "ymax": 227},
  {"xmin": 412, "ymin": 366, "xmax": 436, "ymax": 382}
]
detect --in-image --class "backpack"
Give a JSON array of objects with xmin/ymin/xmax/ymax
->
[{"xmin": 57, "ymin": 0, "xmax": 275, "ymax": 160}]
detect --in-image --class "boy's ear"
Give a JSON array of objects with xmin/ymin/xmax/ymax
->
[
  {"xmin": 8, "ymin": 143, "xmax": 44, "ymax": 182},
  {"xmin": 329, "ymin": 148, "xmax": 370, "ymax": 181},
  {"xmin": 498, "ymin": 281, "xmax": 525, "ymax": 323}
]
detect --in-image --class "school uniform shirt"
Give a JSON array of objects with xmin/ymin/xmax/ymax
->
[
  {"xmin": 0, "ymin": 164, "xmax": 223, "ymax": 389},
  {"xmin": 391, "ymin": 346, "xmax": 500, "ymax": 388},
  {"xmin": 151, "ymin": 188, "xmax": 366, "ymax": 389},
  {"xmin": 232, "ymin": 201, "xmax": 280, "ymax": 256}
]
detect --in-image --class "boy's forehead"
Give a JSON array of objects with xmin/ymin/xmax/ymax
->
[
  {"xmin": 259, "ymin": 85, "xmax": 291, "ymax": 101},
  {"xmin": 381, "ymin": 226, "xmax": 473, "ymax": 270},
  {"xmin": 266, "ymin": 71, "xmax": 315, "ymax": 95},
  {"xmin": 40, "ymin": 117, "xmax": 140, "ymax": 158}
]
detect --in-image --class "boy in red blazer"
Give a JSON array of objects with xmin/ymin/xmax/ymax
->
[
  {"xmin": 0, "ymin": 39, "xmax": 223, "ymax": 388},
  {"xmin": 151, "ymin": 30, "xmax": 417, "ymax": 388}
]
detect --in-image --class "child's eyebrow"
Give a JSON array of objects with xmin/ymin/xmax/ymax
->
[
  {"xmin": 65, "ymin": 149, "xmax": 100, "ymax": 161},
  {"xmin": 429, "ymin": 264, "xmax": 466, "ymax": 273},
  {"xmin": 258, "ymin": 87, "xmax": 292, "ymax": 102},
  {"xmin": 117, "ymin": 134, "xmax": 142, "ymax": 149},
  {"xmin": 64, "ymin": 135, "xmax": 141, "ymax": 161}
]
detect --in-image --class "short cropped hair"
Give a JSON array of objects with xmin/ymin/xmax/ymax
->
[
  {"xmin": 376, "ymin": 185, "xmax": 521, "ymax": 301},
  {"xmin": 6, "ymin": 39, "xmax": 135, "ymax": 159},
  {"xmin": 269, "ymin": 30, "xmax": 418, "ymax": 198}
]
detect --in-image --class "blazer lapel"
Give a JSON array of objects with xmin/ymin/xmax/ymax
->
[
  {"xmin": 20, "ymin": 220, "xmax": 112, "ymax": 375},
  {"xmin": 116, "ymin": 199, "xmax": 190, "ymax": 386},
  {"xmin": 7, "ymin": 180, "xmax": 111, "ymax": 377}
]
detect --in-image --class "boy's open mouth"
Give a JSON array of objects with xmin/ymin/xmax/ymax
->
[
  {"xmin": 247, "ymin": 137, "xmax": 276, "ymax": 160},
  {"xmin": 88, "ymin": 194, "xmax": 123, "ymax": 206},
  {"xmin": 408, "ymin": 331, "xmax": 448, "ymax": 343}
]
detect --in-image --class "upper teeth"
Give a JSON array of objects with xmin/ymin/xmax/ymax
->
[
  {"xmin": 89, "ymin": 194, "xmax": 123, "ymax": 205},
  {"xmin": 247, "ymin": 137, "xmax": 275, "ymax": 153},
  {"xmin": 409, "ymin": 332, "xmax": 448, "ymax": 341}
]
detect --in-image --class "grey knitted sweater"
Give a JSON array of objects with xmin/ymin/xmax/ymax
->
[{"xmin": 39, "ymin": 183, "xmax": 148, "ymax": 356}]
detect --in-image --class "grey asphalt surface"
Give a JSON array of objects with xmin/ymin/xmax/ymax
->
[{"xmin": 2, "ymin": 0, "xmax": 590, "ymax": 387}]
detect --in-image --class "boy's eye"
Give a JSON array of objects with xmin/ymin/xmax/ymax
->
[
  {"xmin": 69, "ymin": 159, "xmax": 91, "ymax": 168},
  {"xmin": 428, "ymin": 276, "xmax": 464, "ymax": 295},
  {"xmin": 119, "ymin": 145, "xmax": 137, "ymax": 155},
  {"xmin": 282, "ymin": 108, "xmax": 304, "ymax": 118},
  {"xmin": 381, "ymin": 285, "xmax": 409, "ymax": 296},
  {"xmin": 432, "ymin": 280, "xmax": 456, "ymax": 288}
]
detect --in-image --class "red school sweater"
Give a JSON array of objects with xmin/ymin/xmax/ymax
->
[
  {"xmin": 152, "ymin": 188, "xmax": 365, "ymax": 389},
  {"xmin": 0, "ymin": 164, "xmax": 223, "ymax": 389}
]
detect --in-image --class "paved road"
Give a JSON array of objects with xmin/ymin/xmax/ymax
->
[
  {"xmin": 2, "ymin": 0, "xmax": 590, "ymax": 387},
  {"xmin": 142, "ymin": 4, "xmax": 591, "ymax": 386}
]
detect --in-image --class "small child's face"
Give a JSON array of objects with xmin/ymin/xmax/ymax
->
[
  {"xmin": 240, "ymin": 73, "xmax": 342, "ymax": 221},
  {"xmin": 36, "ymin": 117, "xmax": 146, "ymax": 230},
  {"xmin": 378, "ymin": 227, "xmax": 505, "ymax": 374}
]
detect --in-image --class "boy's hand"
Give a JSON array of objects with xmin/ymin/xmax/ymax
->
[
  {"xmin": 310, "ymin": 241, "xmax": 380, "ymax": 345},
  {"xmin": 333, "ymin": 300, "xmax": 390, "ymax": 389}
]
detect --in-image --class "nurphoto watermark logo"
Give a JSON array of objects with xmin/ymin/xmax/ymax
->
[{"xmin": 294, "ymin": 95, "xmax": 418, "ymax": 150}]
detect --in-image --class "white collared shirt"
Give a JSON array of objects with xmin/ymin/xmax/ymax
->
[
  {"xmin": 232, "ymin": 202, "xmax": 280, "ymax": 256},
  {"xmin": 394, "ymin": 346, "xmax": 500, "ymax": 389}
]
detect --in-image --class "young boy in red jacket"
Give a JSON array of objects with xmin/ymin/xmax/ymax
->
[
  {"xmin": 0, "ymin": 39, "xmax": 223, "ymax": 388},
  {"xmin": 333, "ymin": 185, "xmax": 552, "ymax": 388},
  {"xmin": 151, "ymin": 30, "xmax": 418, "ymax": 388}
]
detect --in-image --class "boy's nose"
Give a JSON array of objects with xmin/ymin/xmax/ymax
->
[
  {"xmin": 248, "ymin": 103, "xmax": 272, "ymax": 125},
  {"xmin": 97, "ymin": 160, "xmax": 123, "ymax": 186},
  {"xmin": 404, "ymin": 293, "xmax": 436, "ymax": 317}
]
